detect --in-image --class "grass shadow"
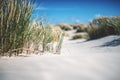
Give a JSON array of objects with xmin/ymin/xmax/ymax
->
[{"xmin": 100, "ymin": 38, "xmax": 120, "ymax": 47}]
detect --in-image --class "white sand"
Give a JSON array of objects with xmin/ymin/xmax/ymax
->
[{"xmin": 0, "ymin": 31, "xmax": 120, "ymax": 80}]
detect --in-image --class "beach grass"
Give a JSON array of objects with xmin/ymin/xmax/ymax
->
[
  {"xmin": 0, "ymin": 0, "xmax": 34, "ymax": 56},
  {"xmin": 0, "ymin": 0, "xmax": 64, "ymax": 56},
  {"xmin": 87, "ymin": 16, "xmax": 120, "ymax": 39},
  {"xmin": 76, "ymin": 24, "xmax": 88, "ymax": 33},
  {"xmin": 57, "ymin": 24, "xmax": 73, "ymax": 31},
  {"xmin": 72, "ymin": 33, "xmax": 89, "ymax": 40}
]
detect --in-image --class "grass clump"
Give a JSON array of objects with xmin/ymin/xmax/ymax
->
[
  {"xmin": 50, "ymin": 26, "xmax": 64, "ymax": 53},
  {"xmin": 72, "ymin": 33, "xmax": 89, "ymax": 40},
  {"xmin": 0, "ymin": 0, "xmax": 64, "ymax": 56},
  {"xmin": 28, "ymin": 22, "xmax": 55, "ymax": 54},
  {"xmin": 57, "ymin": 24, "xmax": 73, "ymax": 31},
  {"xmin": 0, "ymin": 0, "xmax": 34, "ymax": 56},
  {"xmin": 87, "ymin": 16, "xmax": 120, "ymax": 40},
  {"xmin": 86, "ymin": 26, "xmax": 100, "ymax": 39},
  {"xmin": 76, "ymin": 24, "xmax": 88, "ymax": 32}
]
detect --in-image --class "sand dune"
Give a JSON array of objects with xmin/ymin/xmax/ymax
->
[{"xmin": 0, "ymin": 31, "xmax": 120, "ymax": 80}]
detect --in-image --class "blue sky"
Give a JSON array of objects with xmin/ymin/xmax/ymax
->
[{"xmin": 32, "ymin": 0, "xmax": 120, "ymax": 24}]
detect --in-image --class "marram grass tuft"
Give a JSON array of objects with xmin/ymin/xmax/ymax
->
[{"xmin": 0, "ymin": 0, "xmax": 64, "ymax": 56}]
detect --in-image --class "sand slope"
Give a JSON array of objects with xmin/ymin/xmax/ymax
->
[{"xmin": 0, "ymin": 34, "xmax": 120, "ymax": 80}]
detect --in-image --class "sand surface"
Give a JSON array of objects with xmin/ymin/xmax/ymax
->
[{"xmin": 0, "ymin": 31, "xmax": 120, "ymax": 80}]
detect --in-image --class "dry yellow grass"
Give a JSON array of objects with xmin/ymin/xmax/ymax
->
[
  {"xmin": 76, "ymin": 24, "xmax": 88, "ymax": 32},
  {"xmin": 57, "ymin": 24, "xmax": 73, "ymax": 31},
  {"xmin": 72, "ymin": 33, "xmax": 89, "ymax": 40},
  {"xmin": 50, "ymin": 26, "xmax": 63, "ymax": 42}
]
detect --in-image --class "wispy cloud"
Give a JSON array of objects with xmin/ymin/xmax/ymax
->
[
  {"xmin": 34, "ymin": 2, "xmax": 47, "ymax": 10},
  {"xmin": 35, "ymin": 7, "xmax": 47, "ymax": 10}
]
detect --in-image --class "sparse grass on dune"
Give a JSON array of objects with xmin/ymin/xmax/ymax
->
[
  {"xmin": 75, "ymin": 24, "xmax": 88, "ymax": 32},
  {"xmin": 57, "ymin": 24, "xmax": 73, "ymax": 31},
  {"xmin": 50, "ymin": 25, "xmax": 69, "ymax": 37},
  {"xmin": 24, "ymin": 21, "xmax": 64, "ymax": 54},
  {"xmin": 72, "ymin": 33, "xmax": 89, "ymax": 40},
  {"xmin": 70, "ymin": 24, "xmax": 78, "ymax": 29},
  {"xmin": 49, "ymin": 25, "xmax": 64, "ymax": 53}
]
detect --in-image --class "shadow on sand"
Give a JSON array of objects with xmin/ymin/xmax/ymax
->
[{"xmin": 100, "ymin": 38, "xmax": 120, "ymax": 47}]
